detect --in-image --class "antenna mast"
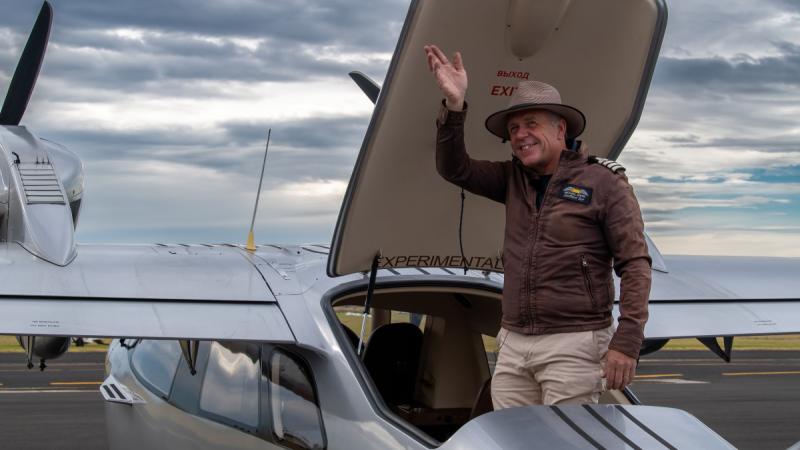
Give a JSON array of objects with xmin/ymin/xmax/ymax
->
[{"xmin": 246, "ymin": 129, "xmax": 271, "ymax": 251}]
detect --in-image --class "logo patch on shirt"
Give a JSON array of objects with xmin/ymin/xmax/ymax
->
[{"xmin": 559, "ymin": 184, "xmax": 593, "ymax": 204}]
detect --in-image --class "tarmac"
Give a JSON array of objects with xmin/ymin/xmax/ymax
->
[
  {"xmin": 0, "ymin": 350, "xmax": 798, "ymax": 449},
  {"xmin": 636, "ymin": 350, "xmax": 800, "ymax": 450}
]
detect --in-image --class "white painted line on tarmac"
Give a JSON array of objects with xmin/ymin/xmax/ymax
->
[
  {"xmin": 723, "ymin": 370, "xmax": 800, "ymax": 377},
  {"xmin": 0, "ymin": 389, "xmax": 96, "ymax": 394},
  {"xmin": 641, "ymin": 358, "xmax": 800, "ymax": 363}
]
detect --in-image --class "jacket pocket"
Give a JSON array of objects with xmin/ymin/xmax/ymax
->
[{"xmin": 580, "ymin": 254, "xmax": 598, "ymax": 309}]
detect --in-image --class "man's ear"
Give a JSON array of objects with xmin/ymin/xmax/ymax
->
[{"xmin": 558, "ymin": 118, "xmax": 567, "ymax": 141}]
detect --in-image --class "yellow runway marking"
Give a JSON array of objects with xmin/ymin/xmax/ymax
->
[
  {"xmin": 50, "ymin": 381, "xmax": 103, "ymax": 386},
  {"xmin": 722, "ymin": 371, "xmax": 800, "ymax": 377},
  {"xmin": 635, "ymin": 373, "xmax": 682, "ymax": 379}
]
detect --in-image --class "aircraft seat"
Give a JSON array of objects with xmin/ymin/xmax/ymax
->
[{"xmin": 363, "ymin": 322, "xmax": 423, "ymax": 406}]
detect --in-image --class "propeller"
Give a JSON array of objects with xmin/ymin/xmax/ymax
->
[{"xmin": 0, "ymin": 1, "xmax": 53, "ymax": 126}]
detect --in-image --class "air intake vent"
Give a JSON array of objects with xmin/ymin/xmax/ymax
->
[{"xmin": 17, "ymin": 163, "xmax": 65, "ymax": 205}]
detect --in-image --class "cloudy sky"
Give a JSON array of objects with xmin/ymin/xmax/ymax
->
[{"xmin": 1, "ymin": 0, "xmax": 798, "ymax": 257}]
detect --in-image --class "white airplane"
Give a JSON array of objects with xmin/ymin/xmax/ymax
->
[{"xmin": 2, "ymin": 1, "xmax": 799, "ymax": 449}]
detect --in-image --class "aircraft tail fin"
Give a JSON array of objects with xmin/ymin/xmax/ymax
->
[{"xmin": 348, "ymin": 71, "xmax": 380, "ymax": 105}]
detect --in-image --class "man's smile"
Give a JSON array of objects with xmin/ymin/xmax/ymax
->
[{"xmin": 516, "ymin": 141, "xmax": 540, "ymax": 156}]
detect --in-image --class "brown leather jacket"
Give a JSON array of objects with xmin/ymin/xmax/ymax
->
[{"xmin": 436, "ymin": 105, "xmax": 651, "ymax": 358}]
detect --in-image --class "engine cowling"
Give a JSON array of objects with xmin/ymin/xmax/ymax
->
[{"xmin": 16, "ymin": 335, "xmax": 71, "ymax": 370}]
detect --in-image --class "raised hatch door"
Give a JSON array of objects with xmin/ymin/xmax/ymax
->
[{"xmin": 329, "ymin": 0, "xmax": 666, "ymax": 276}]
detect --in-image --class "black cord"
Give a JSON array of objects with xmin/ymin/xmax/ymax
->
[
  {"xmin": 119, "ymin": 338, "xmax": 140, "ymax": 350},
  {"xmin": 458, "ymin": 188, "xmax": 468, "ymax": 274}
]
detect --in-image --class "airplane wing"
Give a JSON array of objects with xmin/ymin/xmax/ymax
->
[
  {"xmin": 0, "ymin": 243, "xmax": 295, "ymax": 342},
  {"xmin": 640, "ymin": 254, "xmax": 800, "ymax": 339}
]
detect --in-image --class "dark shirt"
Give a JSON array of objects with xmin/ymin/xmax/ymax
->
[{"xmin": 532, "ymin": 175, "xmax": 551, "ymax": 210}]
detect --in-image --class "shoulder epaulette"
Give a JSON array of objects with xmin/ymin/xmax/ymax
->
[{"xmin": 588, "ymin": 156, "xmax": 625, "ymax": 174}]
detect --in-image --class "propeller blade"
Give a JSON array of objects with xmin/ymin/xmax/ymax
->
[
  {"xmin": 348, "ymin": 71, "xmax": 381, "ymax": 105},
  {"xmin": 0, "ymin": 2, "xmax": 53, "ymax": 126}
]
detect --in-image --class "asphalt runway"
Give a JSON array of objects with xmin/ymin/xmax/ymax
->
[
  {"xmin": 0, "ymin": 352, "xmax": 106, "ymax": 450},
  {"xmin": 635, "ymin": 350, "xmax": 800, "ymax": 450},
  {"xmin": 0, "ymin": 350, "xmax": 798, "ymax": 449}
]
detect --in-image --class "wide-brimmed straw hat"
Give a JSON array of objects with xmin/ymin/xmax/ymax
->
[{"xmin": 485, "ymin": 80, "xmax": 586, "ymax": 141}]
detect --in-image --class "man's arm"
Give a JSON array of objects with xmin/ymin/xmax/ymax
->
[
  {"xmin": 426, "ymin": 44, "xmax": 509, "ymax": 201},
  {"xmin": 436, "ymin": 104, "xmax": 508, "ymax": 203},
  {"xmin": 601, "ymin": 174, "xmax": 652, "ymax": 389}
]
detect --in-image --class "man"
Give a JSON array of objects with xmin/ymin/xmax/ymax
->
[{"xmin": 424, "ymin": 44, "xmax": 651, "ymax": 407}]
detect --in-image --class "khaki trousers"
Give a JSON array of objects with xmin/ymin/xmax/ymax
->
[{"xmin": 491, "ymin": 325, "xmax": 613, "ymax": 408}]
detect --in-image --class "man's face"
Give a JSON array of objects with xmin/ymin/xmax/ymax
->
[{"xmin": 506, "ymin": 109, "xmax": 567, "ymax": 174}]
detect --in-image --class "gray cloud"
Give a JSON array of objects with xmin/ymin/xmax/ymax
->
[
  {"xmin": 36, "ymin": 114, "xmax": 369, "ymax": 182},
  {"xmin": 640, "ymin": 132, "xmax": 800, "ymax": 154},
  {"xmin": 23, "ymin": 37, "xmax": 377, "ymax": 97},
  {"xmin": 774, "ymin": 0, "xmax": 800, "ymax": 12},
  {"xmin": 658, "ymin": 0, "xmax": 800, "ymax": 58},
  {"xmin": 38, "ymin": 32, "xmax": 385, "ymax": 88},
  {"xmin": 652, "ymin": 42, "xmax": 800, "ymax": 95},
  {"xmin": 1, "ymin": 0, "xmax": 409, "ymax": 48},
  {"xmin": 658, "ymin": 134, "xmax": 702, "ymax": 144},
  {"xmin": 219, "ymin": 115, "xmax": 370, "ymax": 181},
  {"xmin": 668, "ymin": 135, "xmax": 800, "ymax": 153},
  {"xmin": 1, "ymin": 0, "xmax": 404, "ymax": 99},
  {"xmin": 222, "ymin": 116, "xmax": 368, "ymax": 149}
]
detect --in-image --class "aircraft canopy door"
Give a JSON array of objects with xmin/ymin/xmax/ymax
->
[{"xmin": 329, "ymin": 0, "xmax": 666, "ymax": 276}]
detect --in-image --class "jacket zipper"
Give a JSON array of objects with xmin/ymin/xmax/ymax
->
[
  {"xmin": 525, "ymin": 157, "xmax": 563, "ymax": 328},
  {"xmin": 581, "ymin": 254, "xmax": 598, "ymax": 308}
]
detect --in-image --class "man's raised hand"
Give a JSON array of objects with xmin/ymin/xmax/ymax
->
[{"xmin": 424, "ymin": 45, "xmax": 467, "ymax": 111}]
